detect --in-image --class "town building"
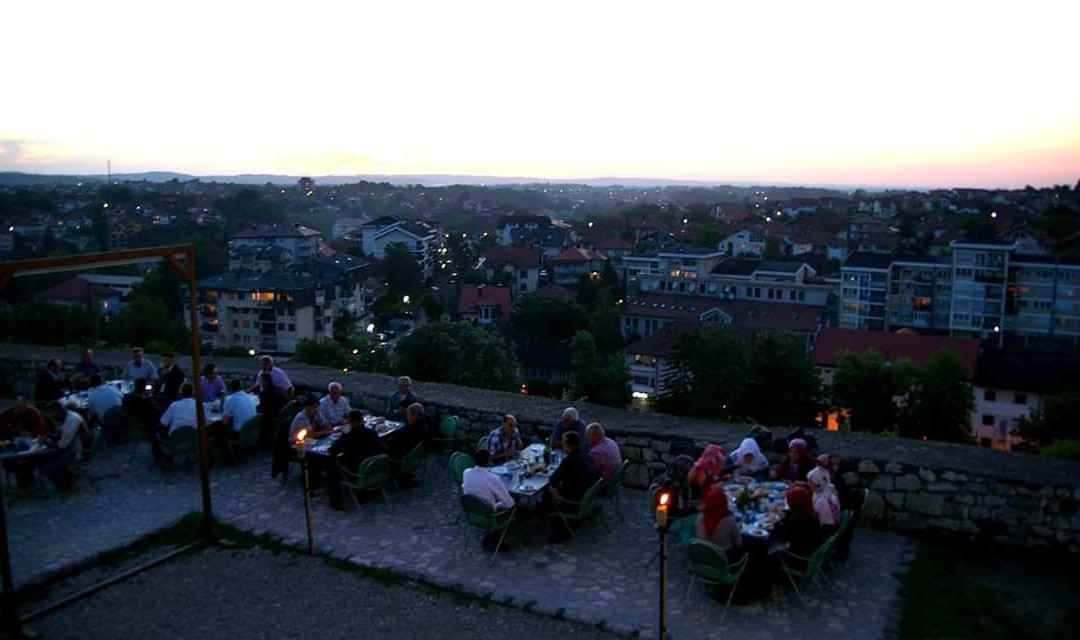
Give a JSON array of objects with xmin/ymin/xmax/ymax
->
[
  {"xmin": 481, "ymin": 246, "xmax": 541, "ymax": 296},
  {"xmin": 38, "ymin": 278, "xmax": 123, "ymax": 316},
  {"xmin": 549, "ymin": 246, "xmax": 606, "ymax": 286},
  {"xmin": 356, "ymin": 217, "xmax": 439, "ymax": 277},
  {"xmin": 229, "ymin": 224, "xmax": 322, "ymax": 263},
  {"xmin": 456, "ymin": 285, "xmax": 514, "ymax": 326}
]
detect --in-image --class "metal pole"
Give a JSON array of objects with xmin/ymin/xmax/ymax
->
[
  {"xmin": 183, "ymin": 246, "xmax": 215, "ymax": 539},
  {"xmin": 659, "ymin": 530, "xmax": 668, "ymax": 640},
  {"xmin": 301, "ymin": 458, "xmax": 314, "ymax": 556},
  {"xmin": 0, "ymin": 471, "xmax": 24, "ymax": 637}
]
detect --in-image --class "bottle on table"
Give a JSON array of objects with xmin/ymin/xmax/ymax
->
[{"xmin": 543, "ymin": 443, "xmax": 551, "ymax": 466}]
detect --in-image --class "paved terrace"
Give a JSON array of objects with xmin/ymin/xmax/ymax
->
[{"xmin": 5, "ymin": 444, "xmax": 914, "ymax": 640}]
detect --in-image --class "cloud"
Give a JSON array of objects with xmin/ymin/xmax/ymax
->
[{"xmin": 0, "ymin": 139, "xmax": 26, "ymax": 163}]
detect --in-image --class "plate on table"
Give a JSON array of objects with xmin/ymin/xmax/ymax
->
[
  {"xmin": 491, "ymin": 466, "xmax": 509, "ymax": 476},
  {"xmin": 746, "ymin": 528, "xmax": 769, "ymax": 539}
]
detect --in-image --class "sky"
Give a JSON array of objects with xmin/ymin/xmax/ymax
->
[{"xmin": 1, "ymin": 0, "xmax": 1079, "ymax": 189}]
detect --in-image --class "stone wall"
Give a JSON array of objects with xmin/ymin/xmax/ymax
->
[{"xmin": 3, "ymin": 343, "xmax": 1079, "ymax": 555}]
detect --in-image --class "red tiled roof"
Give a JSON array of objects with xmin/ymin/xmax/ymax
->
[
  {"xmin": 483, "ymin": 245, "xmax": 541, "ymax": 269},
  {"xmin": 625, "ymin": 293, "xmax": 823, "ymax": 333},
  {"xmin": 457, "ymin": 285, "xmax": 514, "ymax": 317},
  {"xmin": 39, "ymin": 278, "xmax": 122, "ymax": 302},
  {"xmin": 597, "ymin": 236, "xmax": 633, "ymax": 251},
  {"xmin": 550, "ymin": 246, "xmax": 606, "ymax": 262},
  {"xmin": 620, "ymin": 322, "xmax": 701, "ymax": 358},
  {"xmin": 532, "ymin": 283, "xmax": 578, "ymax": 301},
  {"xmin": 811, "ymin": 328, "xmax": 981, "ymax": 378}
]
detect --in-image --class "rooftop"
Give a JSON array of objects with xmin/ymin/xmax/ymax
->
[
  {"xmin": 843, "ymin": 251, "xmax": 895, "ymax": 270},
  {"xmin": 230, "ymin": 223, "xmax": 321, "ymax": 239},
  {"xmin": 39, "ymin": 278, "xmax": 122, "ymax": 302},
  {"xmin": 457, "ymin": 284, "xmax": 514, "ymax": 317},
  {"xmin": 482, "ymin": 245, "xmax": 542, "ymax": 269},
  {"xmin": 811, "ymin": 328, "xmax": 981, "ymax": 378}
]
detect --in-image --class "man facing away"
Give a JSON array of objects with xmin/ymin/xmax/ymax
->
[
  {"xmin": 586, "ymin": 422, "xmax": 622, "ymax": 482},
  {"xmin": 462, "ymin": 448, "xmax": 515, "ymax": 550}
]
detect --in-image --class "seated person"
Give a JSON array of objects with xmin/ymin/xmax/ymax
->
[
  {"xmin": 688, "ymin": 444, "xmax": 728, "ymax": 493},
  {"xmin": 212, "ymin": 379, "xmax": 258, "ymax": 464},
  {"xmin": 0, "ymin": 397, "xmax": 47, "ymax": 440},
  {"xmin": 250, "ymin": 355, "xmax": 293, "ymax": 396},
  {"xmin": 34, "ymin": 358, "xmax": 69, "ymax": 407},
  {"xmin": 41, "ymin": 401, "xmax": 91, "ymax": 490},
  {"xmin": 200, "ymin": 364, "xmax": 227, "ymax": 403},
  {"xmin": 770, "ymin": 438, "xmax": 816, "ymax": 484},
  {"xmin": 386, "ymin": 376, "xmax": 418, "ymax": 420},
  {"xmin": 87, "ymin": 374, "xmax": 123, "ymax": 426},
  {"xmin": 256, "ymin": 372, "xmax": 288, "ymax": 446},
  {"xmin": 327, "ymin": 409, "xmax": 386, "ymax": 510},
  {"xmin": 486, "ymin": 414, "xmax": 524, "ymax": 464},
  {"xmin": 585, "ymin": 422, "xmax": 622, "ymax": 482},
  {"xmin": 120, "ymin": 378, "xmax": 162, "ymax": 444},
  {"xmin": 463, "ymin": 448, "xmax": 516, "ymax": 550},
  {"xmin": 122, "ymin": 347, "xmax": 158, "ymax": 384},
  {"xmin": 730, "ymin": 437, "xmax": 770, "ymax": 481},
  {"xmin": 652, "ymin": 454, "xmax": 697, "ymax": 518},
  {"xmin": 319, "ymin": 382, "xmax": 351, "ymax": 427},
  {"xmin": 157, "ymin": 353, "xmax": 186, "ymax": 399},
  {"xmin": 290, "ymin": 395, "xmax": 332, "ymax": 443},
  {"xmin": 547, "ymin": 431, "xmax": 600, "ymax": 512},
  {"xmin": 807, "ymin": 467, "xmax": 841, "ymax": 530},
  {"xmin": 71, "ymin": 348, "xmax": 101, "ymax": 390},
  {"xmin": 550, "ymin": 407, "xmax": 588, "ymax": 452},
  {"xmin": 772, "ymin": 486, "xmax": 824, "ymax": 564},
  {"xmin": 153, "ymin": 383, "xmax": 198, "ymax": 460},
  {"xmin": 388, "ymin": 403, "xmax": 433, "ymax": 487},
  {"xmin": 695, "ymin": 488, "xmax": 742, "ymax": 557}
]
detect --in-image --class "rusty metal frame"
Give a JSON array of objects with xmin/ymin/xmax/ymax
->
[{"xmin": 0, "ymin": 244, "xmax": 215, "ymax": 636}]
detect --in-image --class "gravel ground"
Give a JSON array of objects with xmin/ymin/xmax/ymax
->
[{"xmin": 31, "ymin": 545, "xmax": 620, "ymax": 640}]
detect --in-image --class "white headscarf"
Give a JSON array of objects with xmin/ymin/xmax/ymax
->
[
  {"xmin": 807, "ymin": 466, "xmax": 840, "ymax": 525},
  {"xmin": 732, "ymin": 438, "xmax": 769, "ymax": 474}
]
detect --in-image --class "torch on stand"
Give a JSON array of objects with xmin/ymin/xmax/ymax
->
[
  {"xmin": 294, "ymin": 429, "xmax": 314, "ymax": 556},
  {"xmin": 654, "ymin": 490, "xmax": 672, "ymax": 640}
]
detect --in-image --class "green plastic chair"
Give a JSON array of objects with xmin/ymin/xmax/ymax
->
[
  {"xmin": 341, "ymin": 454, "xmax": 390, "ymax": 511},
  {"xmin": 392, "ymin": 442, "xmax": 426, "ymax": 488},
  {"xmin": 159, "ymin": 426, "xmax": 199, "ymax": 466},
  {"xmin": 826, "ymin": 510, "xmax": 855, "ymax": 571},
  {"xmin": 685, "ymin": 540, "xmax": 750, "ymax": 622},
  {"xmin": 429, "ymin": 415, "xmax": 459, "ymax": 452},
  {"xmin": 779, "ymin": 534, "xmax": 837, "ymax": 605},
  {"xmin": 460, "ymin": 494, "xmax": 516, "ymax": 566},
  {"xmin": 598, "ymin": 459, "xmax": 629, "ymax": 520},
  {"xmin": 476, "ymin": 434, "xmax": 489, "ymax": 452},
  {"xmin": 227, "ymin": 415, "xmax": 263, "ymax": 464},
  {"xmin": 450, "ymin": 452, "xmax": 474, "ymax": 488},
  {"xmin": 550, "ymin": 477, "xmax": 607, "ymax": 539}
]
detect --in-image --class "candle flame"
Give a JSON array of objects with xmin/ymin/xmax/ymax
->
[
  {"xmin": 659, "ymin": 493, "xmax": 670, "ymax": 506},
  {"xmin": 296, "ymin": 428, "xmax": 308, "ymax": 444}
]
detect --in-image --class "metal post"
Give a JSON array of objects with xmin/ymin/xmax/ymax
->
[
  {"xmin": 0, "ymin": 472, "xmax": 24, "ymax": 637},
  {"xmin": 181, "ymin": 246, "xmax": 215, "ymax": 539},
  {"xmin": 301, "ymin": 458, "xmax": 314, "ymax": 556},
  {"xmin": 659, "ymin": 529, "xmax": 668, "ymax": 640}
]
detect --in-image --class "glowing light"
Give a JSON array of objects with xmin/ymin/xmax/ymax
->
[
  {"xmin": 247, "ymin": 348, "xmax": 256, "ymax": 356},
  {"xmin": 295, "ymin": 428, "xmax": 308, "ymax": 444}
]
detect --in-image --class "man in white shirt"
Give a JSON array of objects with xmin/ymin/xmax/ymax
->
[
  {"xmin": 290, "ymin": 395, "xmax": 332, "ymax": 443},
  {"xmin": 221, "ymin": 379, "xmax": 257, "ymax": 432},
  {"xmin": 86, "ymin": 375, "xmax": 122, "ymax": 424},
  {"xmin": 318, "ymin": 382, "xmax": 351, "ymax": 427},
  {"xmin": 461, "ymin": 448, "xmax": 514, "ymax": 512},
  {"xmin": 154, "ymin": 383, "xmax": 197, "ymax": 460},
  {"xmin": 42, "ymin": 401, "xmax": 90, "ymax": 490}
]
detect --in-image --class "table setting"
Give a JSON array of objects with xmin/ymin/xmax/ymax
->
[{"xmin": 304, "ymin": 415, "xmax": 404, "ymax": 456}]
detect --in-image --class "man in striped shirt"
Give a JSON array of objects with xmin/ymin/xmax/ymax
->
[{"xmin": 318, "ymin": 382, "xmax": 351, "ymax": 427}]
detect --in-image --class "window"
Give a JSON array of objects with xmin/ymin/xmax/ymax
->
[
  {"xmin": 232, "ymin": 320, "xmax": 239, "ymax": 328},
  {"xmin": 798, "ymin": 291, "xmax": 806, "ymax": 301},
  {"xmin": 981, "ymin": 414, "xmax": 994, "ymax": 426},
  {"xmin": 983, "ymin": 390, "xmax": 996, "ymax": 401},
  {"xmin": 789, "ymin": 290, "xmax": 797, "ymax": 301},
  {"xmin": 1014, "ymin": 393, "xmax": 1027, "ymax": 405},
  {"xmin": 242, "ymin": 320, "xmax": 250, "ymax": 329},
  {"xmin": 287, "ymin": 324, "xmax": 296, "ymax": 332},
  {"xmin": 767, "ymin": 289, "xmax": 775, "ymax": 299}
]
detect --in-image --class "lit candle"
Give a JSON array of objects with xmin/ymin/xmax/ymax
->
[
  {"xmin": 295, "ymin": 428, "xmax": 308, "ymax": 458},
  {"xmin": 656, "ymin": 492, "xmax": 670, "ymax": 528}
]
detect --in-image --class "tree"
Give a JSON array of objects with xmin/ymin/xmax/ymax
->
[
  {"xmin": 741, "ymin": 330, "xmax": 821, "ymax": 427},
  {"xmin": 509, "ymin": 297, "xmax": 591, "ymax": 343},
  {"xmin": 658, "ymin": 324, "xmax": 747, "ymax": 419},
  {"xmin": 569, "ymin": 330, "xmax": 630, "ymax": 408},
  {"xmin": 293, "ymin": 338, "xmax": 350, "ymax": 369},
  {"xmin": 106, "ymin": 296, "xmax": 188, "ymax": 351},
  {"xmin": 215, "ymin": 188, "xmax": 288, "ymax": 233},
  {"xmin": 763, "ymin": 236, "xmax": 785, "ymax": 260},
  {"xmin": 908, "ymin": 349, "xmax": 976, "ymax": 442},
  {"xmin": 588, "ymin": 289, "xmax": 624, "ymax": 355},
  {"xmin": 383, "ymin": 242, "xmax": 424, "ymax": 302},
  {"xmin": 831, "ymin": 350, "xmax": 916, "ymax": 434},
  {"xmin": 395, "ymin": 322, "xmax": 520, "ymax": 391},
  {"xmin": 1019, "ymin": 392, "xmax": 1080, "ymax": 448}
]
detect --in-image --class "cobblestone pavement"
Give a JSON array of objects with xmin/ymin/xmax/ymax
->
[{"xmin": 7, "ymin": 445, "xmax": 916, "ymax": 639}]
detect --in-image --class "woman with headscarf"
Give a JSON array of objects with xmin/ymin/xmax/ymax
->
[
  {"xmin": 688, "ymin": 444, "xmax": 728, "ymax": 493},
  {"xmin": 806, "ymin": 467, "xmax": 841, "ymax": 529},
  {"xmin": 770, "ymin": 438, "xmax": 816, "ymax": 484},
  {"xmin": 694, "ymin": 488, "xmax": 743, "ymax": 555},
  {"xmin": 730, "ymin": 437, "xmax": 770, "ymax": 481},
  {"xmin": 772, "ymin": 486, "xmax": 824, "ymax": 563}
]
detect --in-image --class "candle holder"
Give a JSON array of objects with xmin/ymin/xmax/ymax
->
[
  {"xmin": 653, "ymin": 490, "xmax": 672, "ymax": 640},
  {"xmin": 295, "ymin": 429, "xmax": 314, "ymax": 556}
]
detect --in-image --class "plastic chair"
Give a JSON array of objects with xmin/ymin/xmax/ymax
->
[
  {"xmin": 460, "ymin": 494, "xmax": 516, "ymax": 566},
  {"xmin": 340, "ymin": 454, "xmax": 390, "ymax": 511},
  {"xmin": 227, "ymin": 415, "xmax": 263, "ymax": 464},
  {"xmin": 476, "ymin": 435, "xmax": 489, "ymax": 452},
  {"xmin": 550, "ymin": 478, "xmax": 607, "ymax": 540},
  {"xmin": 392, "ymin": 442, "xmax": 426, "ymax": 488},
  {"xmin": 598, "ymin": 459, "xmax": 629, "ymax": 519},
  {"xmin": 430, "ymin": 415, "xmax": 460, "ymax": 452},
  {"xmin": 450, "ymin": 452, "xmax": 475, "ymax": 488},
  {"xmin": 159, "ymin": 426, "xmax": 199, "ymax": 466},
  {"xmin": 685, "ymin": 540, "xmax": 750, "ymax": 623},
  {"xmin": 779, "ymin": 534, "xmax": 837, "ymax": 606}
]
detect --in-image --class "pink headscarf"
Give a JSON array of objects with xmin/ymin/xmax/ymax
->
[{"xmin": 694, "ymin": 444, "xmax": 727, "ymax": 479}]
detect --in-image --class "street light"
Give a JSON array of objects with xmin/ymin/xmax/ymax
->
[{"xmin": 403, "ymin": 295, "xmax": 411, "ymax": 304}]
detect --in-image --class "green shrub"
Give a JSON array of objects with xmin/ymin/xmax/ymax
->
[{"xmin": 1040, "ymin": 439, "xmax": 1080, "ymax": 462}]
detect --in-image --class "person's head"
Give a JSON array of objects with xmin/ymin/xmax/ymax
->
[
  {"xmin": 80, "ymin": 348, "xmax": 93, "ymax": 363},
  {"xmin": 228, "ymin": 378, "xmax": 243, "ymax": 393},
  {"xmin": 347, "ymin": 409, "xmax": 366, "ymax": 428},
  {"xmin": 258, "ymin": 372, "xmax": 273, "ymax": 388},
  {"xmin": 162, "ymin": 353, "xmax": 176, "ymax": 367},
  {"xmin": 46, "ymin": 400, "xmax": 65, "ymax": 422},
  {"xmin": 405, "ymin": 402, "xmax": 424, "ymax": 424},
  {"xmin": 260, "ymin": 355, "xmax": 274, "ymax": 372},
  {"xmin": 474, "ymin": 448, "xmax": 492, "ymax": 468},
  {"xmin": 585, "ymin": 422, "xmax": 604, "ymax": 446},
  {"xmin": 180, "ymin": 383, "xmax": 194, "ymax": 399},
  {"xmin": 806, "ymin": 467, "xmax": 831, "ymax": 494},
  {"xmin": 89, "ymin": 374, "xmax": 104, "ymax": 388},
  {"xmin": 327, "ymin": 382, "xmax": 342, "ymax": 401},
  {"xmin": 816, "ymin": 453, "xmax": 840, "ymax": 476},
  {"xmin": 304, "ymin": 394, "xmax": 320, "ymax": 417},
  {"xmin": 788, "ymin": 438, "xmax": 808, "ymax": 463},
  {"xmin": 785, "ymin": 486, "xmax": 815, "ymax": 519},
  {"xmin": 501, "ymin": 414, "xmax": 517, "ymax": 435},
  {"xmin": 47, "ymin": 358, "xmax": 62, "ymax": 374},
  {"xmin": 737, "ymin": 437, "xmax": 761, "ymax": 466},
  {"xmin": 561, "ymin": 430, "xmax": 580, "ymax": 453},
  {"xmin": 203, "ymin": 363, "xmax": 217, "ymax": 378},
  {"xmin": 561, "ymin": 407, "xmax": 578, "ymax": 428},
  {"xmin": 131, "ymin": 347, "xmax": 144, "ymax": 364},
  {"xmin": 397, "ymin": 376, "xmax": 412, "ymax": 394}
]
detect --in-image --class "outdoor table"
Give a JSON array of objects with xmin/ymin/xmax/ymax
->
[
  {"xmin": 303, "ymin": 416, "xmax": 404, "ymax": 457},
  {"xmin": 496, "ymin": 443, "xmax": 564, "ymax": 509},
  {"xmin": 720, "ymin": 479, "xmax": 791, "ymax": 601},
  {"xmin": 62, "ymin": 380, "xmax": 132, "ymax": 411},
  {"xmin": 203, "ymin": 393, "xmax": 260, "ymax": 423},
  {"xmin": 1, "ymin": 438, "xmax": 59, "ymax": 490}
]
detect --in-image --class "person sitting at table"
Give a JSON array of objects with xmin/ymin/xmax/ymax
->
[
  {"xmin": 153, "ymin": 383, "xmax": 199, "ymax": 460},
  {"xmin": 806, "ymin": 467, "xmax": 841, "ymax": 531},
  {"xmin": 688, "ymin": 444, "xmax": 728, "ymax": 494},
  {"xmin": 772, "ymin": 486, "xmax": 823, "ymax": 567},
  {"xmin": 463, "ymin": 448, "xmax": 515, "ymax": 549},
  {"xmin": 212, "ymin": 378, "xmax": 258, "ymax": 464},
  {"xmin": 389, "ymin": 403, "xmax": 433, "ymax": 488},
  {"xmin": 327, "ymin": 409, "xmax": 387, "ymax": 510},
  {"xmin": 249, "ymin": 355, "xmax": 293, "ymax": 396},
  {"xmin": 319, "ymin": 382, "xmax": 351, "ymax": 427},
  {"xmin": 119, "ymin": 377, "xmax": 161, "ymax": 444},
  {"xmin": 695, "ymin": 487, "xmax": 742, "ymax": 557},
  {"xmin": 0, "ymin": 397, "xmax": 47, "ymax": 440},
  {"xmin": 652, "ymin": 454, "xmax": 697, "ymax": 519},
  {"xmin": 290, "ymin": 395, "xmax": 332, "ymax": 443},
  {"xmin": 585, "ymin": 422, "xmax": 621, "ymax": 482},
  {"xmin": 34, "ymin": 358, "xmax": 69, "ymax": 407},
  {"xmin": 41, "ymin": 400, "xmax": 91, "ymax": 491},
  {"xmin": 71, "ymin": 348, "xmax": 101, "ymax": 390},
  {"xmin": 122, "ymin": 347, "xmax": 158, "ymax": 384},
  {"xmin": 730, "ymin": 437, "xmax": 770, "ymax": 482},
  {"xmin": 157, "ymin": 353, "xmax": 186, "ymax": 400},
  {"xmin": 547, "ymin": 431, "xmax": 600, "ymax": 542},
  {"xmin": 486, "ymin": 414, "xmax": 524, "ymax": 464},
  {"xmin": 386, "ymin": 376, "xmax": 418, "ymax": 420},
  {"xmin": 550, "ymin": 407, "xmax": 588, "ymax": 452},
  {"xmin": 87, "ymin": 374, "xmax": 123, "ymax": 427},
  {"xmin": 770, "ymin": 438, "xmax": 816, "ymax": 484},
  {"xmin": 200, "ymin": 364, "xmax": 227, "ymax": 403}
]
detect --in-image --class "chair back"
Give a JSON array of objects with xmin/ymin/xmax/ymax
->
[
  {"xmin": 399, "ymin": 442, "xmax": 425, "ymax": 476},
  {"xmin": 237, "ymin": 416, "xmax": 262, "ymax": 447},
  {"xmin": 806, "ymin": 535, "xmax": 836, "ymax": 577},
  {"xmin": 601, "ymin": 460, "xmax": 629, "ymax": 498},
  {"xmin": 166, "ymin": 427, "xmax": 199, "ymax": 456},
  {"xmin": 450, "ymin": 452, "xmax": 474, "ymax": 486},
  {"xmin": 439, "ymin": 415, "xmax": 459, "ymax": 440},
  {"xmin": 82, "ymin": 427, "xmax": 102, "ymax": 461},
  {"xmin": 576, "ymin": 478, "xmax": 604, "ymax": 517},
  {"xmin": 461, "ymin": 494, "xmax": 498, "ymax": 531},
  {"xmin": 688, "ymin": 539, "xmax": 736, "ymax": 583},
  {"xmin": 357, "ymin": 454, "xmax": 390, "ymax": 491},
  {"xmin": 476, "ymin": 435, "xmax": 489, "ymax": 452}
]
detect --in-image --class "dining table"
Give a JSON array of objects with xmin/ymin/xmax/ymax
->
[
  {"xmin": 62, "ymin": 380, "xmax": 133, "ymax": 411},
  {"xmin": 302, "ymin": 415, "xmax": 405, "ymax": 457},
  {"xmin": 492, "ymin": 443, "xmax": 565, "ymax": 509}
]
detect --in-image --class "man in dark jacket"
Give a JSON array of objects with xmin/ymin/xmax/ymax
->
[
  {"xmin": 157, "ymin": 353, "xmax": 186, "ymax": 400},
  {"xmin": 327, "ymin": 409, "xmax": 386, "ymax": 510},
  {"xmin": 34, "ymin": 358, "xmax": 69, "ymax": 407},
  {"xmin": 256, "ymin": 372, "xmax": 288, "ymax": 448},
  {"xmin": 546, "ymin": 430, "xmax": 600, "ymax": 541}
]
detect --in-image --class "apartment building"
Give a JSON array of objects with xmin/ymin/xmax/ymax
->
[
  {"xmin": 229, "ymin": 224, "xmax": 321, "ymax": 262},
  {"xmin": 356, "ymin": 217, "xmax": 440, "ymax": 277}
]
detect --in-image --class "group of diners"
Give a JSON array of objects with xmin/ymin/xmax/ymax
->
[{"xmin": 0, "ymin": 396, "xmax": 92, "ymax": 490}]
